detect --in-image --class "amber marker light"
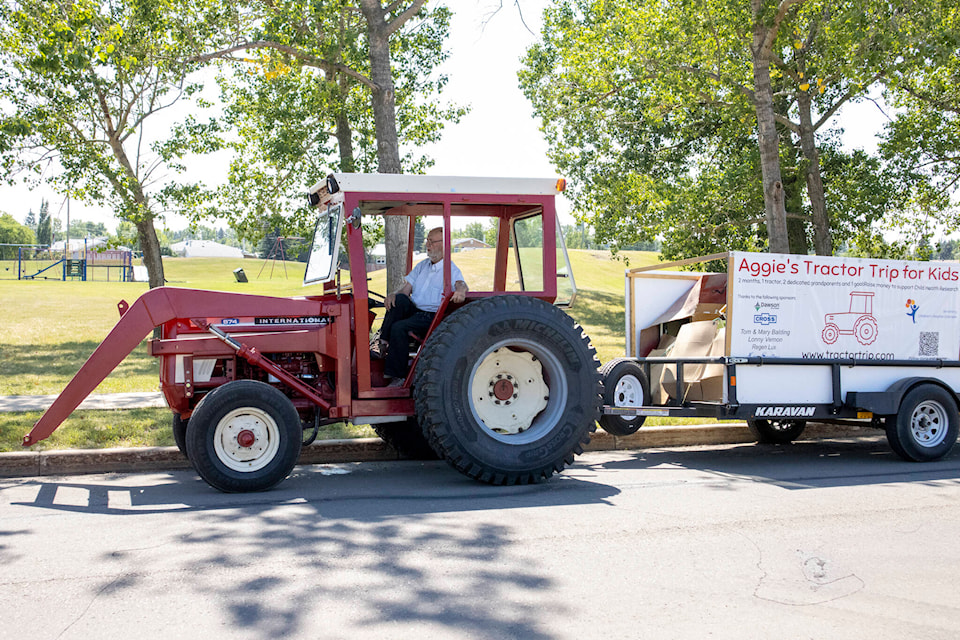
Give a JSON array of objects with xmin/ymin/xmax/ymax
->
[{"xmin": 556, "ymin": 178, "xmax": 566, "ymax": 192}]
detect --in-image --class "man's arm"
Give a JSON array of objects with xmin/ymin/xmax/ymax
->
[
  {"xmin": 452, "ymin": 279, "xmax": 468, "ymax": 304},
  {"xmin": 385, "ymin": 281, "xmax": 413, "ymax": 311}
]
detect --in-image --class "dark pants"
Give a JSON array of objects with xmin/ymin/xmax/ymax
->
[{"xmin": 381, "ymin": 293, "xmax": 434, "ymax": 378}]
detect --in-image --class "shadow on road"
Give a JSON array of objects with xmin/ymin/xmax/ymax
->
[
  {"xmin": 2, "ymin": 461, "xmax": 619, "ymax": 638},
  {"xmin": 7, "ymin": 459, "xmax": 620, "ymax": 517},
  {"xmin": 581, "ymin": 435, "xmax": 960, "ymax": 490}
]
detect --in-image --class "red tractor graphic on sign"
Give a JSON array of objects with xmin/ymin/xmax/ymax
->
[{"xmin": 822, "ymin": 291, "xmax": 879, "ymax": 345}]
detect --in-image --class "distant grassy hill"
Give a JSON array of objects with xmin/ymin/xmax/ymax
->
[{"xmin": 0, "ymin": 250, "xmax": 662, "ymax": 397}]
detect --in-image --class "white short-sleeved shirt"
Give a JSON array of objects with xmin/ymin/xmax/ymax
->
[{"xmin": 406, "ymin": 258, "xmax": 465, "ymax": 313}]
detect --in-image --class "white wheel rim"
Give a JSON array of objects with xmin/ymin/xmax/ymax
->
[
  {"xmin": 613, "ymin": 374, "xmax": 643, "ymax": 407},
  {"xmin": 213, "ymin": 407, "xmax": 282, "ymax": 472},
  {"xmin": 471, "ymin": 347, "xmax": 549, "ymax": 435},
  {"xmin": 910, "ymin": 400, "xmax": 949, "ymax": 448}
]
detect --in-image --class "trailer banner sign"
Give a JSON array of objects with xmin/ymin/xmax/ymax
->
[{"xmin": 729, "ymin": 251, "xmax": 960, "ymax": 360}]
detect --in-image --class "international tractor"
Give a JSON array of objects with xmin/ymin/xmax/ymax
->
[{"xmin": 24, "ymin": 174, "xmax": 603, "ymax": 492}]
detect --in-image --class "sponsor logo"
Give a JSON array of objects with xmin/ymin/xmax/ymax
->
[
  {"xmin": 756, "ymin": 406, "xmax": 816, "ymax": 417},
  {"xmin": 254, "ymin": 316, "xmax": 332, "ymax": 326},
  {"xmin": 221, "ymin": 318, "xmax": 240, "ymax": 325},
  {"xmin": 754, "ymin": 312, "xmax": 777, "ymax": 325},
  {"xmin": 905, "ymin": 298, "xmax": 919, "ymax": 324}
]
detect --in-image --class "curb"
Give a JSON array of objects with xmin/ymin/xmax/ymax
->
[{"xmin": 0, "ymin": 422, "xmax": 876, "ymax": 479}]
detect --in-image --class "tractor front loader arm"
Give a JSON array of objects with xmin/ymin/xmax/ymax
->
[{"xmin": 22, "ymin": 287, "xmax": 332, "ymax": 447}]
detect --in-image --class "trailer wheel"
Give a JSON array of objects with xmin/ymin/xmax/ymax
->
[
  {"xmin": 885, "ymin": 385, "xmax": 959, "ymax": 462},
  {"xmin": 414, "ymin": 296, "xmax": 601, "ymax": 485},
  {"xmin": 185, "ymin": 380, "xmax": 302, "ymax": 492},
  {"xmin": 598, "ymin": 358, "xmax": 649, "ymax": 436},
  {"xmin": 747, "ymin": 419, "xmax": 806, "ymax": 444},
  {"xmin": 854, "ymin": 316, "xmax": 878, "ymax": 345},
  {"xmin": 372, "ymin": 418, "xmax": 439, "ymax": 460},
  {"xmin": 172, "ymin": 413, "xmax": 189, "ymax": 459},
  {"xmin": 822, "ymin": 324, "xmax": 839, "ymax": 344}
]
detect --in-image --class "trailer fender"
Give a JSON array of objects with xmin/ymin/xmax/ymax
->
[{"xmin": 847, "ymin": 377, "xmax": 959, "ymax": 416}]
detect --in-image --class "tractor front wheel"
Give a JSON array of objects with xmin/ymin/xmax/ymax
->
[{"xmin": 186, "ymin": 380, "xmax": 302, "ymax": 492}]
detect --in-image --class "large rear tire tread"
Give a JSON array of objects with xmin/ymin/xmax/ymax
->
[
  {"xmin": 372, "ymin": 417, "xmax": 439, "ymax": 460},
  {"xmin": 414, "ymin": 296, "xmax": 601, "ymax": 485},
  {"xmin": 185, "ymin": 380, "xmax": 302, "ymax": 492},
  {"xmin": 598, "ymin": 358, "xmax": 649, "ymax": 436}
]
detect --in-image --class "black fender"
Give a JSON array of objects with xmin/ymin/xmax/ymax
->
[{"xmin": 847, "ymin": 377, "xmax": 960, "ymax": 416}]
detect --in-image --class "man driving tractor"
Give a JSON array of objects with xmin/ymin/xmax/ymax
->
[{"xmin": 379, "ymin": 227, "xmax": 468, "ymax": 386}]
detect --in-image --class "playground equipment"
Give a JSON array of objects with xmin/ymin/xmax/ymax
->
[{"xmin": 10, "ymin": 242, "xmax": 133, "ymax": 282}]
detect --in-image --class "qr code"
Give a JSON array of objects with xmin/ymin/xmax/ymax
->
[{"xmin": 919, "ymin": 331, "xmax": 939, "ymax": 356}]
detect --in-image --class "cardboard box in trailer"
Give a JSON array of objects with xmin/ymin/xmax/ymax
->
[{"xmin": 600, "ymin": 251, "xmax": 960, "ymax": 461}]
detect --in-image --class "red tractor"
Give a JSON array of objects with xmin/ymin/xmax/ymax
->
[{"xmin": 24, "ymin": 174, "xmax": 602, "ymax": 492}]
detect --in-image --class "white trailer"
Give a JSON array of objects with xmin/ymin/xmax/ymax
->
[{"xmin": 601, "ymin": 251, "xmax": 960, "ymax": 461}]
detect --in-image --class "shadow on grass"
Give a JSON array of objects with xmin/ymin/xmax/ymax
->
[
  {"xmin": 0, "ymin": 408, "xmax": 173, "ymax": 452},
  {"xmin": 0, "ymin": 340, "xmax": 156, "ymax": 395}
]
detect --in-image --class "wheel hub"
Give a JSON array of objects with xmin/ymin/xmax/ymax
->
[
  {"xmin": 471, "ymin": 348, "xmax": 549, "ymax": 434},
  {"xmin": 493, "ymin": 377, "xmax": 516, "ymax": 401},
  {"xmin": 213, "ymin": 408, "xmax": 281, "ymax": 471},
  {"xmin": 911, "ymin": 401, "xmax": 947, "ymax": 447},
  {"xmin": 236, "ymin": 429, "xmax": 256, "ymax": 448}
]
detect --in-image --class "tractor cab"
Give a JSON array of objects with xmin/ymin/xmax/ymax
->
[
  {"xmin": 304, "ymin": 173, "xmax": 576, "ymax": 304},
  {"xmin": 303, "ymin": 173, "xmax": 579, "ymax": 394}
]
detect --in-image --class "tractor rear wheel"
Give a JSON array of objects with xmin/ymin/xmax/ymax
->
[
  {"xmin": 372, "ymin": 417, "xmax": 439, "ymax": 460},
  {"xmin": 185, "ymin": 380, "xmax": 302, "ymax": 492},
  {"xmin": 414, "ymin": 296, "xmax": 601, "ymax": 485}
]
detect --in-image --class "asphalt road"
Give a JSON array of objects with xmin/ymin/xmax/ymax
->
[{"xmin": 2, "ymin": 436, "xmax": 960, "ymax": 640}]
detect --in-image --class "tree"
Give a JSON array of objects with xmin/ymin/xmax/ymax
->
[
  {"xmin": 0, "ymin": 212, "xmax": 34, "ymax": 257},
  {"xmin": 23, "ymin": 207, "xmax": 34, "ymax": 230},
  {"xmin": 520, "ymin": 0, "xmax": 948, "ymax": 259},
  {"xmin": 457, "ymin": 221, "xmax": 485, "ymax": 242},
  {"xmin": 35, "ymin": 199, "xmax": 50, "ymax": 246},
  {"xmin": 0, "ymin": 0, "xmax": 227, "ymax": 288},
  {"xmin": 194, "ymin": 1, "xmax": 461, "ymax": 291}
]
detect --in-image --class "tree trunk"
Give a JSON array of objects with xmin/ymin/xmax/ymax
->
[
  {"xmin": 796, "ymin": 89, "xmax": 833, "ymax": 255},
  {"xmin": 753, "ymin": 51, "xmax": 790, "ymax": 253},
  {"xmin": 106, "ymin": 132, "xmax": 165, "ymax": 288},
  {"xmin": 359, "ymin": 0, "xmax": 408, "ymax": 293},
  {"xmin": 136, "ymin": 217, "xmax": 165, "ymax": 289},
  {"xmin": 335, "ymin": 74, "xmax": 356, "ymax": 173},
  {"xmin": 335, "ymin": 112, "xmax": 355, "ymax": 173},
  {"xmin": 751, "ymin": 33, "xmax": 790, "ymax": 254}
]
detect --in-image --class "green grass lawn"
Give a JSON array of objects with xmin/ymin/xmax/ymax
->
[{"xmin": 1, "ymin": 249, "xmax": 676, "ymax": 450}]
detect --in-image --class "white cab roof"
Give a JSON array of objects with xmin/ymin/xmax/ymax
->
[{"xmin": 308, "ymin": 173, "xmax": 562, "ymax": 199}]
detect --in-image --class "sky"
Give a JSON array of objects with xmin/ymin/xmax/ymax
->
[{"xmin": 1, "ymin": 0, "xmax": 887, "ymax": 234}]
